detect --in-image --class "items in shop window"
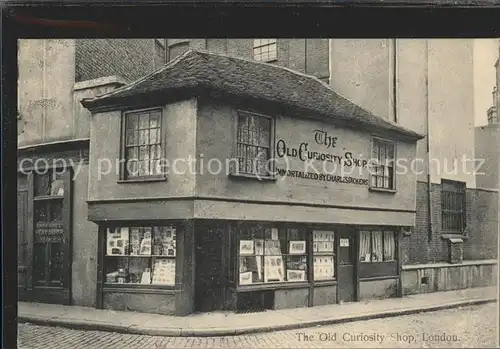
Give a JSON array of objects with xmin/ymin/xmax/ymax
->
[
  {"xmin": 152, "ymin": 258, "xmax": 175, "ymax": 285},
  {"xmin": 271, "ymin": 228, "xmax": 279, "ymax": 240},
  {"xmin": 107, "ymin": 228, "xmax": 129, "ymax": 255},
  {"xmin": 140, "ymin": 268, "xmax": 152, "ymax": 284},
  {"xmin": 287, "ymin": 269, "xmax": 306, "ymax": 282},
  {"xmin": 117, "ymin": 268, "xmax": 128, "ymax": 283},
  {"xmin": 254, "ymin": 239, "xmax": 264, "ymax": 255},
  {"xmin": 239, "ymin": 240, "xmax": 254, "ymax": 255},
  {"xmin": 156, "ymin": 226, "xmax": 176, "ymax": 256},
  {"xmin": 139, "ymin": 229, "xmax": 152, "ymax": 255},
  {"xmin": 264, "ymin": 256, "xmax": 284, "ymax": 282},
  {"xmin": 314, "ymin": 256, "xmax": 334, "ymax": 280},
  {"xmin": 288, "ymin": 241, "xmax": 306, "ymax": 254},
  {"xmin": 239, "ymin": 271, "xmax": 253, "ymax": 285},
  {"xmin": 264, "ymin": 240, "xmax": 281, "ymax": 255}
]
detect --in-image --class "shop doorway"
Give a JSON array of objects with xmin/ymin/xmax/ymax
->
[
  {"xmin": 336, "ymin": 229, "xmax": 357, "ymax": 303},
  {"xmin": 194, "ymin": 226, "xmax": 226, "ymax": 312}
]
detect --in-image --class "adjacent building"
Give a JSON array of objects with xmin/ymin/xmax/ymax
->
[
  {"xmin": 17, "ymin": 39, "xmax": 166, "ymax": 305},
  {"xmin": 18, "ymin": 38, "xmax": 498, "ymax": 315}
]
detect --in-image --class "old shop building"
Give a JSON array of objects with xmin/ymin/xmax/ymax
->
[{"xmin": 81, "ymin": 49, "xmax": 424, "ymax": 315}]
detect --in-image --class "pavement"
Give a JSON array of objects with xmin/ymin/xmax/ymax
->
[{"xmin": 18, "ymin": 286, "xmax": 497, "ymax": 337}]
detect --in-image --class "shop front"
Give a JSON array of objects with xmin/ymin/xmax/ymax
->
[{"xmin": 82, "ymin": 49, "xmax": 423, "ymax": 315}]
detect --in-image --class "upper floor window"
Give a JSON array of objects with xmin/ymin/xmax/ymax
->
[
  {"xmin": 253, "ymin": 39, "xmax": 277, "ymax": 62},
  {"xmin": 154, "ymin": 39, "xmax": 166, "ymax": 69},
  {"xmin": 370, "ymin": 138, "xmax": 396, "ymax": 190},
  {"xmin": 234, "ymin": 110, "xmax": 274, "ymax": 178},
  {"xmin": 122, "ymin": 109, "xmax": 164, "ymax": 180},
  {"xmin": 441, "ymin": 179, "xmax": 466, "ymax": 232}
]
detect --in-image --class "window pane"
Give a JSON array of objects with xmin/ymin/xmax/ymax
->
[
  {"xmin": 150, "ymin": 113, "xmax": 160, "ymax": 128},
  {"xmin": 33, "ymin": 243, "xmax": 47, "ymax": 284},
  {"xmin": 286, "ymin": 256, "xmax": 307, "ymax": 282},
  {"xmin": 50, "ymin": 199, "xmax": 63, "ymax": 222},
  {"xmin": 383, "ymin": 231, "xmax": 395, "ymax": 261},
  {"xmin": 360, "ymin": 231, "xmax": 371, "ymax": 262},
  {"xmin": 313, "ymin": 231, "xmax": 335, "ymax": 280},
  {"xmin": 50, "ymin": 243, "xmax": 64, "ymax": 285},
  {"xmin": 126, "ymin": 147, "xmax": 138, "ymax": 161},
  {"xmin": 126, "ymin": 130, "xmax": 138, "ymax": 146},
  {"xmin": 139, "ymin": 114, "xmax": 150, "ymax": 129},
  {"xmin": 239, "ymin": 255, "xmax": 263, "ymax": 284},
  {"xmin": 371, "ymin": 231, "xmax": 383, "ymax": 262},
  {"xmin": 139, "ymin": 146, "xmax": 149, "ymax": 160},
  {"xmin": 35, "ymin": 201, "xmax": 49, "ymax": 222},
  {"xmin": 139, "ymin": 130, "xmax": 149, "ymax": 145},
  {"xmin": 126, "ymin": 114, "xmax": 138, "ymax": 130},
  {"xmin": 106, "ymin": 227, "xmax": 130, "ymax": 256},
  {"xmin": 313, "ymin": 255, "xmax": 334, "ymax": 280},
  {"xmin": 150, "ymin": 128, "xmax": 160, "ymax": 144},
  {"xmin": 127, "ymin": 160, "xmax": 138, "ymax": 177}
]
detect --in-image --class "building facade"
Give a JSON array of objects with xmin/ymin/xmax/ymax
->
[
  {"xmin": 81, "ymin": 49, "xmax": 423, "ymax": 314},
  {"xmin": 18, "ymin": 38, "xmax": 497, "ymax": 314},
  {"xmin": 17, "ymin": 39, "xmax": 165, "ymax": 305}
]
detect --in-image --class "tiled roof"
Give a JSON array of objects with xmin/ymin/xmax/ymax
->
[{"xmin": 81, "ymin": 49, "xmax": 424, "ymax": 141}]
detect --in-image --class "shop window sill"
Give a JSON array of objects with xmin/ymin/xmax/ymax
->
[
  {"xmin": 229, "ymin": 172, "xmax": 277, "ymax": 182},
  {"xmin": 117, "ymin": 175, "xmax": 167, "ymax": 184},
  {"xmin": 360, "ymin": 275, "xmax": 399, "ymax": 281},
  {"xmin": 313, "ymin": 280, "xmax": 337, "ymax": 287},
  {"xmin": 369, "ymin": 187, "xmax": 397, "ymax": 194},
  {"xmin": 237, "ymin": 281, "xmax": 309, "ymax": 292},
  {"xmin": 103, "ymin": 285, "xmax": 177, "ymax": 295}
]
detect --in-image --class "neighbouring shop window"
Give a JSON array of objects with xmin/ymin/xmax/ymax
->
[
  {"xmin": 238, "ymin": 225, "xmax": 307, "ymax": 285},
  {"xmin": 154, "ymin": 39, "xmax": 166, "ymax": 69},
  {"xmin": 253, "ymin": 39, "xmax": 277, "ymax": 62},
  {"xmin": 359, "ymin": 230, "xmax": 396, "ymax": 263},
  {"xmin": 33, "ymin": 170, "xmax": 66, "ymax": 287},
  {"xmin": 441, "ymin": 179, "xmax": 466, "ymax": 232},
  {"xmin": 122, "ymin": 109, "xmax": 163, "ymax": 179},
  {"xmin": 235, "ymin": 110, "xmax": 274, "ymax": 177},
  {"xmin": 313, "ymin": 230, "xmax": 335, "ymax": 281},
  {"xmin": 104, "ymin": 225, "xmax": 176, "ymax": 286},
  {"xmin": 370, "ymin": 138, "xmax": 395, "ymax": 190}
]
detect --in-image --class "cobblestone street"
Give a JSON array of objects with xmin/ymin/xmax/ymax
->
[{"xmin": 18, "ymin": 303, "xmax": 498, "ymax": 348}]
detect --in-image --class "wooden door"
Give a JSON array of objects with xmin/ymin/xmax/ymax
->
[{"xmin": 336, "ymin": 229, "xmax": 357, "ymax": 303}]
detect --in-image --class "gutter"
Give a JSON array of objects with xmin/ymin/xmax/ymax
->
[{"xmin": 425, "ymin": 40, "xmax": 433, "ymax": 243}]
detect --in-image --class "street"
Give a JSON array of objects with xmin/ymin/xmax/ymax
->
[{"xmin": 18, "ymin": 303, "xmax": 498, "ymax": 348}]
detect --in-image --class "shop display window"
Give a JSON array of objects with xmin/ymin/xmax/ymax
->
[
  {"xmin": 359, "ymin": 230, "xmax": 396, "ymax": 262},
  {"xmin": 238, "ymin": 225, "xmax": 307, "ymax": 285},
  {"xmin": 104, "ymin": 225, "xmax": 176, "ymax": 286},
  {"xmin": 312, "ymin": 230, "xmax": 335, "ymax": 281}
]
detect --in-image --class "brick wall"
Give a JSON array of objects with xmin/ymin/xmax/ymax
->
[
  {"xmin": 464, "ymin": 188, "xmax": 499, "ymax": 260},
  {"xmin": 403, "ymin": 181, "xmax": 498, "ymax": 265},
  {"xmin": 75, "ymin": 39, "xmax": 156, "ymax": 83},
  {"xmin": 169, "ymin": 39, "xmax": 330, "ymax": 82}
]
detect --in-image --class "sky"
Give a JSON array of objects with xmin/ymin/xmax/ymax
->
[{"xmin": 474, "ymin": 39, "xmax": 498, "ymax": 126}]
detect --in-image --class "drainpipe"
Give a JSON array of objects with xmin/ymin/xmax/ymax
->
[
  {"xmin": 425, "ymin": 40, "xmax": 433, "ymax": 243},
  {"xmin": 392, "ymin": 39, "xmax": 398, "ymax": 123}
]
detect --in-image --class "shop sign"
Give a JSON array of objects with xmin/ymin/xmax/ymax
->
[
  {"xmin": 275, "ymin": 130, "xmax": 369, "ymax": 186},
  {"xmin": 340, "ymin": 238, "xmax": 350, "ymax": 247},
  {"xmin": 35, "ymin": 222, "xmax": 64, "ymax": 243}
]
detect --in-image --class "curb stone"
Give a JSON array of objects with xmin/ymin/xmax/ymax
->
[{"xmin": 17, "ymin": 297, "xmax": 496, "ymax": 337}]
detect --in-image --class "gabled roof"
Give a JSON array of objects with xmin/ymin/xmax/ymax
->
[{"xmin": 81, "ymin": 49, "xmax": 424, "ymax": 141}]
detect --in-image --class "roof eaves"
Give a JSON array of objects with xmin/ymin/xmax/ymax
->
[{"xmin": 81, "ymin": 49, "xmax": 197, "ymax": 111}]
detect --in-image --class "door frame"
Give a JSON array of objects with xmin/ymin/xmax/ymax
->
[
  {"xmin": 193, "ymin": 223, "xmax": 227, "ymax": 312},
  {"xmin": 28, "ymin": 167, "xmax": 73, "ymax": 305}
]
